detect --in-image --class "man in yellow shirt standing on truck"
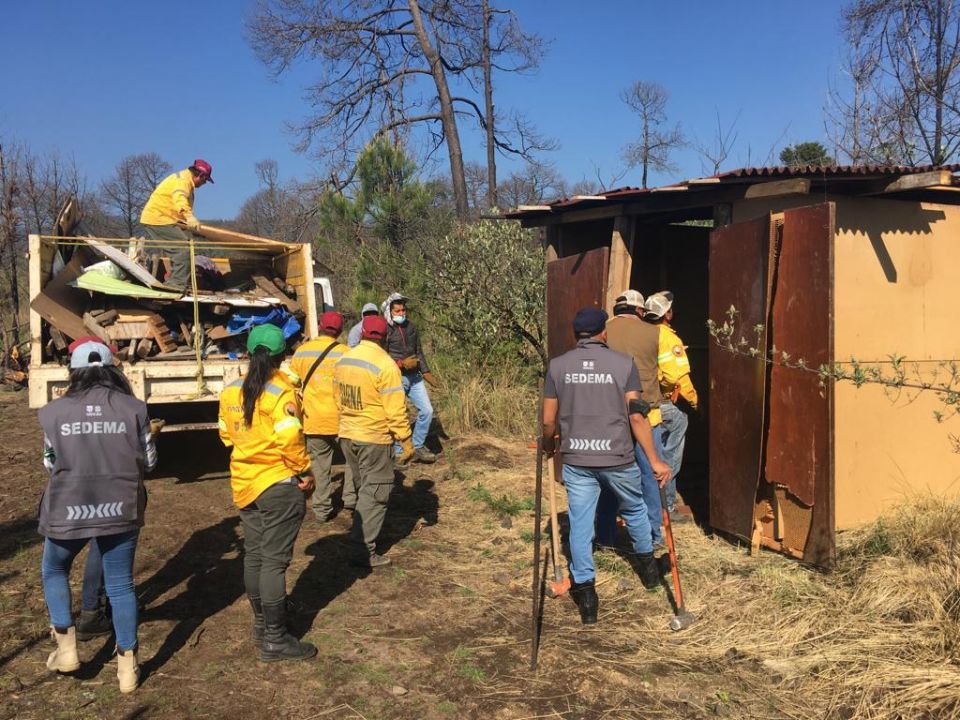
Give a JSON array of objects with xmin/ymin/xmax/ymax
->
[
  {"xmin": 139, "ymin": 159, "xmax": 213, "ymax": 291},
  {"xmin": 291, "ymin": 311, "xmax": 352, "ymax": 522},
  {"xmin": 644, "ymin": 291, "xmax": 699, "ymax": 514},
  {"xmin": 334, "ymin": 315, "xmax": 415, "ymax": 568}
]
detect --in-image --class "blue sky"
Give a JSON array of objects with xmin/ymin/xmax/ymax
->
[{"xmin": 1, "ymin": 1, "xmax": 846, "ymax": 217}]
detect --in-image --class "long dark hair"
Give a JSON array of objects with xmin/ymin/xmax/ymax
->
[
  {"xmin": 242, "ymin": 347, "xmax": 283, "ymax": 426},
  {"xmin": 65, "ymin": 362, "xmax": 133, "ymax": 398}
]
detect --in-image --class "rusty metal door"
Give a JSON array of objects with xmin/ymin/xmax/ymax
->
[
  {"xmin": 762, "ymin": 203, "xmax": 835, "ymax": 567},
  {"xmin": 546, "ymin": 247, "xmax": 609, "ymax": 359},
  {"xmin": 708, "ymin": 216, "xmax": 770, "ymax": 541},
  {"xmin": 708, "ymin": 203, "xmax": 835, "ymax": 567}
]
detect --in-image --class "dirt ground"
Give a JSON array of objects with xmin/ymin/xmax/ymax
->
[{"xmin": 0, "ymin": 390, "xmax": 821, "ymax": 719}]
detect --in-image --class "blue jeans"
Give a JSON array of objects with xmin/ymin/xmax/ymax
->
[
  {"xmin": 660, "ymin": 402, "xmax": 689, "ymax": 510},
  {"xmin": 82, "ymin": 540, "xmax": 105, "ymax": 612},
  {"xmin": 42, "ymin": 531, "xmax": 139, "ymax": 650},
  {"xmin": 596, "ymin": 426, "xmax": 666, "ymax": 546},
  {"xmin": 563, "ymin": 463, "xmax": 653, "ymax": 583},
  {"xmin": 401, "ymin": 372, "xmax": 433, "ymax": 450}
]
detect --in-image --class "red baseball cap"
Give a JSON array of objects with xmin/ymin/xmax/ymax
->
[
  {"xmin": 192, "ymin": 158, "xmax": 214, "ymax": 183},
  {"xmin": 320, "ymin": 311, "xmax": 343, "ymax": 335},
  {"xmin": 361, "ymin": 315, "xmax": 388, "ymax": 340}
]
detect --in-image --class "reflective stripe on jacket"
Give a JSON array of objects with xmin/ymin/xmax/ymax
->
[
  {"xmin": 657, "ymin": 323, "xmax": 698, "ymax": 408},
  {"xmin": 290, "ymin": 336, "xmax": 345, "ymax": 435},
  {"xmin": 218, "ymin": 371, "xmax": 311, "ymax": 509},
  {"xmin": 334, "ymin": 340, "xmax": 411, "ymax": 445},
  {"xmin": 140, "ymin": 169, "xmax": 196, "ymax": 226}
]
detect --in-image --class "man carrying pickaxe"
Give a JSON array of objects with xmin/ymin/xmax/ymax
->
[{"xmin": 541, "ymin": 307, "xmax": 672, "ymax": 624}]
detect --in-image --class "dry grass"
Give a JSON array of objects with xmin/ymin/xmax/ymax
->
[
  {"xmin": 433, "ymin": 366, "xmax": 538, "ymax": 437},
  {"xmin": 449, "ymin": 438, "xmax": 960, "ymax": 718},
  {"xmin": 557, "ymin": 494, "xmax": 960, "ymax": 719}
]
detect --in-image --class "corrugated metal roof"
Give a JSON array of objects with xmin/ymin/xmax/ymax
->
[
  {"xmin": 507, "ymin": 164, "xmax": 960, "ymax": 219},
  {"xmin": 715, "ymin": 164, "xmax": 960, "ymax": 178}
]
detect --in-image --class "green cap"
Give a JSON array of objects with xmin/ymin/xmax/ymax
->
[{"xmin": 247, "ymin": 324, "xmax": 286, "ymax": 356}]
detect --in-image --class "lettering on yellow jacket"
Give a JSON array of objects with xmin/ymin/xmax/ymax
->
[
  {"xmin": 657, "ymin": 323, "xmax": 699, "ymax": 408},
  {"xmin": 334, "ymin": 340, "xmax": 411, "ymax": 445},
  {"xmin": 218, "ymin": 370, "xmax": 311, "ymax": 509},
  {"xmin": 140, "ymin": 169, "xmax": 197, "ymax": 226},
  {"xmin": 290, "ymin": 336, "xmax": 345, "ymax": 436}
]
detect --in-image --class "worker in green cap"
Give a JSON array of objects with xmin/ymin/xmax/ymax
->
[{"xmin": 218, "ymin": 324, "xmax": 317, "ymax": 663}]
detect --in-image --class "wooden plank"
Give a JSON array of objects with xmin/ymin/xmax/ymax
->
[
  {"xmin": 91, "ymin": 309, "xmax": 118, "ymax": 325},
  {"xmin": 106, "ymin": 321, "xmax": 152, "ymax": 341},
  {"xmin": 180, "ymin": 320, "xmax": 193, "ymax": 348},
  {"xmin": 880, "ymin": 169, "xmax": 953, "ymax": 194},
  {"xmin": 82, "ymin": 313, "xmax": 112, "ymax": 343},
  {"xmin": 187, "ymin": 222, "xmax": 290, "ymax": 250},
  {"xmin": 252, "ymin": 275, "xmax": 300, "ymax": 313},
  {"xmin": 743, "ymin": 178, "xmax": 811, "ymax": 199},
  {"xmin": 604, "ymin": 216, "xmax": 633, "ymax": 313},
  {"xmin": 147, "ymin": 315, "xmax": 178, "ymax": 353},
  {"xmin": 49, "ymin": 327, "xmax": 68, "ymax": 351}
]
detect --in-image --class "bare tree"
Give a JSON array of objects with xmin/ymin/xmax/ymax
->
[
  {"xmin": 247, "ymin": 0, "xmax": 549, "ymax": 218},
  {"xmin": 620, "ymin": 81, "xmax": 685, "ymax": 188},
  {"xmin": 0, "ymin": 144, "xmax": 23, "ymax": 349},
  {"xmin": 830, "ymin": 0, "xmax": 960, "ymax": 165},
  {"xmin": 497, "ymin": 160, "xmax": 566, "ymax": 208},
  {"xmin": 476, "ymin": 0, "xmax": 551, "ymax": 209},
  {"xmin": 694, "ymin": 109, "xmax": 740, "ymax": 176},
  {"xmin": 101, "ymin": 153, "xmax": 172, "ymax": 236},
  {"xmin": 464, "ymin": 160, "xmax": 488, "ymax": 212}
]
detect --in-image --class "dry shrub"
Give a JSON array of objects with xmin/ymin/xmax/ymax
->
[{"xmin": 434, "ymin": 364, "xmax": 538, "ymax": 438}]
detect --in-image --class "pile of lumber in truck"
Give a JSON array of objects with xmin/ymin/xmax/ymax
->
[{"xmin": 30, "ymin": 199, "xmax": 314, "ymax": 367}]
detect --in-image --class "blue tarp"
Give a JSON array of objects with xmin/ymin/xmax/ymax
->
[{"xmin": 225, "ymin": 308, "xmax": 301, "ymax": 339}]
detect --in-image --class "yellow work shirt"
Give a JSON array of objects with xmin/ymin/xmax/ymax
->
[
  {"xmin": 218, "ymin": 370, "xmax": 311, "ymax": 509},
  {"xmin": 290, "ymin": 336, "xmax": 345, "ymax": 436},
  {"xmin": 140, "ymin": 169, "xmax": 197, "ymax": 226},
  {"xmin": 334, "ymin": 340, "xmax": 411, "ymax": 445},
  {"xmin": 657, "ymin": 323, "xmax": 698, "ymax": 409}
]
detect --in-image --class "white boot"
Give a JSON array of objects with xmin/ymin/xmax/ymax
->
[
  {"xmin": 46, "ymin": 626, "xmax": 80, "ymax": 673},
  {"xmin": 116, "ymin": 647, "xmax": 140, "ymax": 694}
]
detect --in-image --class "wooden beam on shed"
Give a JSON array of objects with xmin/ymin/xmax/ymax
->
[
  {"xmin": 544, "ymin": 226, "xmax": 559, "ymax": 262},
  {"xmin": 859, "ymin": 169, "xmax": 955, "ymax": 196},
  {"xmin": 605, "ymin": 216, "xmax": 633, "ymax": 312},
  {"xmin": 743, "ymin": 178, "xmax": 811, "ymax": 199}
]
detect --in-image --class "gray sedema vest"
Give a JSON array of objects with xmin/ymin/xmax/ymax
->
[
  {"xmin": 545, "ymin": 339, "xmax": 638, "ymax": 468},
  {"xmin": 37, "ymin": 387, "xmax": 149, "ymax": 540}
]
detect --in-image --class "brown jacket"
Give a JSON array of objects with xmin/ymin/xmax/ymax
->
[{"xmin": 605, "ymin": 313, "xmax": 663, "ymax": 426}]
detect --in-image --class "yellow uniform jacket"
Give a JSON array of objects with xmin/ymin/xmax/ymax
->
[
  {"xmin": 218, "ymin": 370, "xmax": 311, "ymax": 508},
  {"xmin": 290, "ymin": 336, "xmax": 345, "ymax": 436},
  {"xmin": 657, "ymin": 323, "xmax": 698, "ymax": 408},
  {"xmin": 140, "ymin": 169, "xmax": 197, "ymax": 226},
  {"xmin": 334, "ymin": 340, "xmax": 411, "ymax": 445}
]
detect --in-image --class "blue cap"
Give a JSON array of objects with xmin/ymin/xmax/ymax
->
[{"xmin": 572, "ymin": 307, "xmax": 608, "ymax": 337}]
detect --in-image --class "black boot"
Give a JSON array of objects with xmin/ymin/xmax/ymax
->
[
  {"xmin": 569, "ymin": 579, "xmax": 599, "ymax": 624},
  {"xmin": 259, "ymin": 601, "xmax": 317, "ymax": 662},
  {"xmin": 76, "ymin": 608, "xmax": 113, "ymax": 641},
  {"xmin": 248, "ymin": 596, "xmax": 265, "ymax": 647},
  {"xmin": 637, "ymin": 552, "xmax": 661, "ymax": 590}
]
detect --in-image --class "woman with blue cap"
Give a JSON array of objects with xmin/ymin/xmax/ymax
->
[{"xmin": 37, "ymin": 339, "xmax": 158, "ymax": 693}]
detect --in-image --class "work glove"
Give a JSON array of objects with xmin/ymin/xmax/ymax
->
[
  {"xmin": 184, "ymin": 216, "xmax": 201, "ymax": 232},
  {"xmin": 400, "ymin": 356, "xmax": 420, "ymax": 371},
  {"xmin": 541, "ymin": 434, "xmax": 556, "ymax": 458},
  {"xmin": 421, "ymin": 371, "xmax": 439, "ymax": 388},
  {"xmin": 397, "ymin": 437, "xmax": 415, "ymax": 465}
]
